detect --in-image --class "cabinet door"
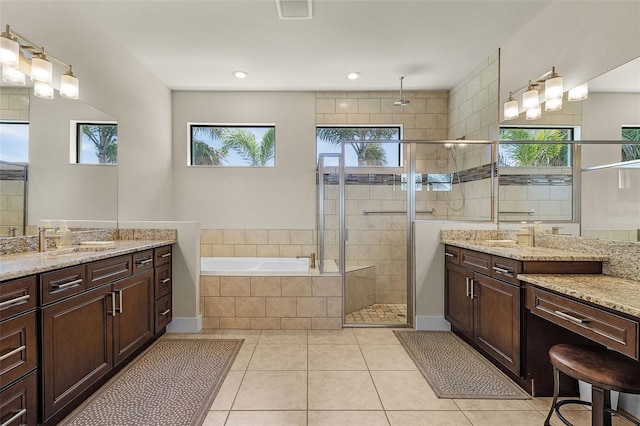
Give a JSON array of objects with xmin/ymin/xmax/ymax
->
[
  {"xmin": 473, "ymin": 274, "xmax": 521, "ymax": 375},
  {"xmin": 0, "ymin": 371, "xmax": 37, "ymax": 426},
  {"xmin": 112, "ymin": 270, "xmax": 154, "ymax": 366},
  {"xmin": 444, "ymin": 263, "xmax": 473, "ymax": 338},
  {"xmin": 41, "ymin": 285, "xmax": 113, "ymax": 423}
]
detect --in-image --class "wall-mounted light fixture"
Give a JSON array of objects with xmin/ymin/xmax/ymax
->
[
  {"xmin": 0, "ymin": 25, "xmax": 80, "ymax": 100},
  {"xmin": 503, "ymin": 66, "xmax": 587, "ymax": 121}
]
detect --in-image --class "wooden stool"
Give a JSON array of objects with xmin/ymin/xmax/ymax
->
[{"xmin": 544, "ymin": 343, "xmax": 640, "ymax": 426}]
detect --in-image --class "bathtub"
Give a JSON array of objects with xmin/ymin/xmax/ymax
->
[{"xmin": 200, "ymin": 257, "xmax": 310, "ymax": 275}]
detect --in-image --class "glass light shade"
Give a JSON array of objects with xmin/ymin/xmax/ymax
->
[
  {"xmin": 60, "ymin": 72, "xmax": 79, "ymax": 99},
  {"xmin": 545, "ymin": 75, "xmax": 563, "ymax": 101},
  {"xmin": 0, "ymin": 34, "xmax": 19, "ymax": 68},
  {"xmin": 503, "ymin": 98, "xmax": 519, "ymax": 120},
  {"xmin": 2, "ymin": 66, "xmax": 25, "ymax": 85},
  {"xmin": 545, "ymin": 96, "xmax": 563, "ymax": 112},
  {"xmin": 34, "ymin": 81, "xmax": 54, "ymax": 99},
  {"xmin": 522, "ymin": 87, "xmax": 539, "ymax": 111},
  {"xmin": 30, "ymin": 55, "xmax": 53, "ymax": 84},
  {"xmin": 568, "ymin": 83, "xmax": 589, "ymax": 101},
  {"xmin": 525, "ymin": 106, "xmax": 541, "ymax": 120}
]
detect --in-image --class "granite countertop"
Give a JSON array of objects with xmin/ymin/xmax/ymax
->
[
  {"xmin": 0, "ymin": 239, "xmax": 175, "ymax": 282},
  {"xmin": 518, "ymin": 274, "xmax": 640, "ymax": 318},
  {"xmin": 442, "ymin": 239, "xmax": 609, "ymax": 262}
]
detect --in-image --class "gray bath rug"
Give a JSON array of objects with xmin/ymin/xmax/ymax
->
[
  {"xmin": 394, "ymin": 330, "xmax": 530, "ymax": 399},
  {"xmin": 60, "ymin": 338, "xmax": 243, "ymax": 426}
]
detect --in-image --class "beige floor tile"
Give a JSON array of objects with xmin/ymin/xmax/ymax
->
[
  {"xmin": 209, "ymin": 371, "xmax": 244, "ymax": 410},
  {"xmin": 308, "ymin": 371, "xmax": 383, "ymax": 410},
  {"xmin": 353, "ymin": 328, "xmax": 403, "ymax": 345},
  {"xmin": 545, "ymin": 408, "xmax": 630, "ymax": 426},
  {"xmin": 258, "ymin": 329, "xmax": 308, "ymax": 344},
  {"xmin": 308, "ymin": 344, "xmax": 367, "ymax": 370},
  {"xmin": 201, "ymin": 411, "xmax": 228, "ymax": 426},
  {"xmin": 308, "ymin": 410, "xmax": 389, "ymax": 426},
  {"xmin": 360, "ymin": 344, "xmax": 418, "ymax": 370},
  {"xmin": 226, "ymin": 411, "xmax": 307, "ymax": 426},
  {"xmin": 454, "ymin": 399, "xmax": 537, "ymax": 411},
  {"xmin": 386, "ymin": 410, "xmax": 473, "ymax": 425},
  {"xmin": 308, "ymin": 329, "xmax": 357, "ymax": 345},
  {"xmin": 163, "ymin": 332, "xmax": 214, "ymax": 339},
  {"xmin": 527, "ymin": 396, "xmax": 587, "ymax": 412},
  {"xmin": 462, "ymin": 410, "xmax": 547, "ymax": 426},
  {"xmin": 214, "ymin": 329, "xmax": 262, "ymax": 344},
  {"xmin": 230, "ymin": 344, "xmax": 255, "ymax": 371},
  {"xmin": 370, "ymin": 370, "xmax": 459, "ymax": 411},
  {"xmin": 233, "ymin": 371, "xmax": 307, "ymax": 410},
  {"xmin": 248, "ymin": 344, "xmax": 307, "ymax": 370}
]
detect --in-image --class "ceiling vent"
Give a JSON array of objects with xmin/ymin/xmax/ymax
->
[{"xmin": 276, "ymin": 0, "xmax": 313, "ymax": 19}]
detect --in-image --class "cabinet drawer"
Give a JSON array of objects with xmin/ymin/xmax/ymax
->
[
  {"xmin": 155, "ymin": 245, "xmax": 173, "ymax": 267},
  {"xmin": 490, "ymin": 256, "xmax": 522, "ymax": 285},
  {"xmin": 0, "ymin": 276, "xmax": 36, "ymax": 321},
  {"xmin": 460, "ymin": 249, "xmax": 491, "ymax": 274},
  {"xmin": 40, "ymin": 266, "xmax": 86, "ymax": 305},
  {"xmin": 155, "ymin": 293, "xmax": 172, "ymax": 334},
  {"xmin": 0, "ymin": 311, "xmax": 37, "ymax": 388},
  {"xmin": 0, "ymin": 371, "xmax": 37, "ymax": 426},
  {"xmin": 155, "ymin": 264, "xmax": 172, "ymax": 300},
  {"xmin": 132, "ymin": 250, "xmax": 154, "ymax": 274},
  {"xmin": 87, "ymin": 255, "xmax": 133, "ymax": 289},
  {"xmin": 444, "ymin": 245, "xmax": 460, "ymax": 265},
  {"xmin": 530, "ymin": 286, "xmax": 639, "ymax": 360}
]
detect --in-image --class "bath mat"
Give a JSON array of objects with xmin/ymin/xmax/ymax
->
[
  {"xmin": 59, "ymin": 338, "xmax": 243, "ymax": 426},
  {"xmin": 394, "ymin": 330, "xmax": 530, "ymax": 399}
]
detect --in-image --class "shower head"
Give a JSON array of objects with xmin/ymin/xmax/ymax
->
[{"xmin": 393, "ymin": 76, "xmax": 410, "ymax": 107}]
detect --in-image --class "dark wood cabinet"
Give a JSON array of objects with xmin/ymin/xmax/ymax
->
[
  {"xmin": 153, "ymin": 247, "xmax": 172, "ymax": 336},
  {"xmin": 0, "ymin": 371, "xmax": 37, "ymax": 426},
  {"xmin": 444, "ymin": 263, "xmax": 473, "ymax": 337}
]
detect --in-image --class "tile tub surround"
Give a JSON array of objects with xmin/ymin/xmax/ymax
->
[{"xmin": 200, "ymin": 274, "xmax": 343, "ymax": 330}]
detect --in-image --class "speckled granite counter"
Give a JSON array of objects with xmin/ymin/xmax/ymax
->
[
  {"xmin": 442, "ymin": 239, "xmax": 610, "ymax": 262},
  {"xmin": 518, "ymin": 273, "xmax": 640, "ymax": 318},
  {"xmin": 0, "ymin": 239, "xmax": 175, "ymax": 282}
]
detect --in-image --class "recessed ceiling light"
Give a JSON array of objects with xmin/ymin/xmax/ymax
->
[
  {"xmin": 233, "ymin": 71, "xmax": 249, "ymax": 79},
  {"xmin": 347, "ymin": 72, "xmax": 360, "ymax": 80}
]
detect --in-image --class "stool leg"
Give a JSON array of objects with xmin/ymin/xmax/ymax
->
[
  {"xmin": 591, "ymin": 386, "xmax": 610, "ymax": 426},
  {"xmin": 545, "ymin": 366, "xmax": 561, "ymax": 426}
]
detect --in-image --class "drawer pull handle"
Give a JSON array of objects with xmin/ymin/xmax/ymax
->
[
  {"xmin": 0, "ymin": 345, "xmax": 26, "ymax": 362},
  {"xmin": 109, "ymin": 292, "xmax": 117, "ymax": 317},
  {"xmin": 161, "ymin": 278, "xmax": 171, "ymax": 284},
  {"xmin": 117, "ymin": 289, "xmax": 123, "ymax": 314},
  {"xmin": 160, "ymin": 309, "xmax": 171, "ymax": 316},
  {"xmin": 554, "ymin": 310, "xmax": 588, "ymax": 324},
  {"xmin": 161, "ymin": 253, "xmax": 172, "ymax": 258},
  {"xmin": 1, "ymin": 409, "xmax": 27, "ymax": 426},
  {"xmin": 53, "ymin": 278, "xmax": 83, "ymax": 290},
  {"xmin": 465, "ymin": 277, "xmax": 470, "ymax": 297},
  {"xmin": 0, "ymin": 294, "xmax": 30, "ymax": 308},
  {"xmin": 137, "ymin": 259, "xmax": 153, "ymax": 266},
  {"xmin": 469, "ymin": 278, "xmax": 475, "ymax": 300},
  {"xmin": 445, "ymin": 252, "xmax": 455, "ymax": 258},
  {"xmin": 492, "ymin": 266, "xmax": 512, "ymax": 275}
]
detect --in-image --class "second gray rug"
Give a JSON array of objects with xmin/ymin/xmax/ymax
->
[{"xmin": 394, "ymin": 330, "xmax": 530, "ymax": 399}]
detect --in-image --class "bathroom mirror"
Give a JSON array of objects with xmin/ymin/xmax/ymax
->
[{"xmin": 0, "ymin": 86, "xmax": 118, "ymax": 237}]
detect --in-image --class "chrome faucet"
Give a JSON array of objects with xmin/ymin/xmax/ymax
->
[
  {"xmin": 38, "ymin": 226, "xmax": 60, "ymax": 252},
  {"xmin": 527, "ymin": 226, "xmax": 535, "ymax": 247},
  {"xmin": 297, "ymin": 253, "xmax": 316, "ymax": 268}
]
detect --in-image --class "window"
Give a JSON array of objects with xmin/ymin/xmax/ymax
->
[
  {"xmin": 0, "ymin": 122, "xmax": 29, "ymax": 163},
  {"xmin": 76, "ymin": 123, "xmax": 118, "ymax": 165},
  {"xmin": 622, "ymin": 127, "xmax": 640, "ymax": 161},
  {"xmin": 189, "ymin": 125, "xmax": 275, "ymax": 167},
  {"xmin": 316, "ymin": 126, "xmax": 401, "ymax": 167},
  {"xmin": 499, "ymin": 127, "xmax": 573, "ymax": 167}
]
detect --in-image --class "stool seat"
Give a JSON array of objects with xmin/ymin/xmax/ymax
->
[{"xmin": 549, "ymin": 343, "xmax": 640, "ymax": 394}]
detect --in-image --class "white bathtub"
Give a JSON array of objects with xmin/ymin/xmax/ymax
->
[{"xmin": 200, "ymin": 257, "xmax": 310, "ymax": 275}]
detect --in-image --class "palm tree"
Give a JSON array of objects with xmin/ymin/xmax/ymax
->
[
  {"xmin": 622, "ymin": 128, "xmax": 640, "ymax": 162},
  {"xmin": 316, "ymin": 127, "xmax": 398, "ymax": 166},
  {"xmin": 222, "ymin": 128, "xmax": 275, "ymax": 166},
  {"xmin": 81, "ymin": 124, "xmax": 117, "ymax": 164},
  {"xmin": 499, "ymin": 128, "xmax": 570, "ymax": 167},
  {"xmin": 191, "ymin": 139, "xmax": 226, "ymax": 165}
]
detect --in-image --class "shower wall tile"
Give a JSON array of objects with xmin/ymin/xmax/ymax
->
[
  {"xmin": 246, "ymin": 229, "xmax": 268, "ymax": 244},
  {"xmin": 348, "ymin": 112, "xmax": 369, "ymax": 124},
  {"xmin": 223, "ymin": 229, "xmax": 246, "ymax": 244}
]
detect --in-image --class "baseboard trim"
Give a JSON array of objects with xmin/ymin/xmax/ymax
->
[
  {"xmin": 415, "ymin": 315, "xmax": 451, "ymax": 331},
  {"xmin": 166, "ymin": 315, "xmax": 202, "ymax": 334}
]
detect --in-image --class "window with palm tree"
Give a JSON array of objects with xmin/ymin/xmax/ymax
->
[
  {"xmin": 190, "ymin": 125, "xmax": 275, "ymax": 167},
  {"xmin": 622, "ymin": 127, "xmax": 640, "ymax": 161},
  {"xmin": 499, "ymin": 128, "xmax": 573, "ymax": 167},
  {"xmin": 316, "ymin": 126, "xmax": 401, "ymax": 167},
  {"xmin": 76, "ymin": 123, "xmax": 118, "ymax": 165}
]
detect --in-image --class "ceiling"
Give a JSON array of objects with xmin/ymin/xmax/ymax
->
[
  {"xmin": 57, "ymin": 0, "xmax": 552, "ymax": 92},
  {"xmin": 589, "ymin": 56, "xmax": 640, "ymax": 93}
]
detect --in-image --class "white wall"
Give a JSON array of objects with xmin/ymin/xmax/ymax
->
[{"xmin": 171, "ymin": 91, "xmax": 317, "ymax": 229}]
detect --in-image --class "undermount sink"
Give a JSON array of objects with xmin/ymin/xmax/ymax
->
[
  {"xmin": 483, "ymin": 239, "xmax": 518, "ymax": 247},
  {"xmin": 47, "ymin": 244, "xmax": 114, "ymax": 257}
]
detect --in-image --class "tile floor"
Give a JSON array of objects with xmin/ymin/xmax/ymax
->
[
  {"xmin": 164, "ymin": 328, "xmax": 627, "ymax": 426},
  {"xmin": 345, "ymin": 304, "xmax": 408, "ymax": 324}
]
